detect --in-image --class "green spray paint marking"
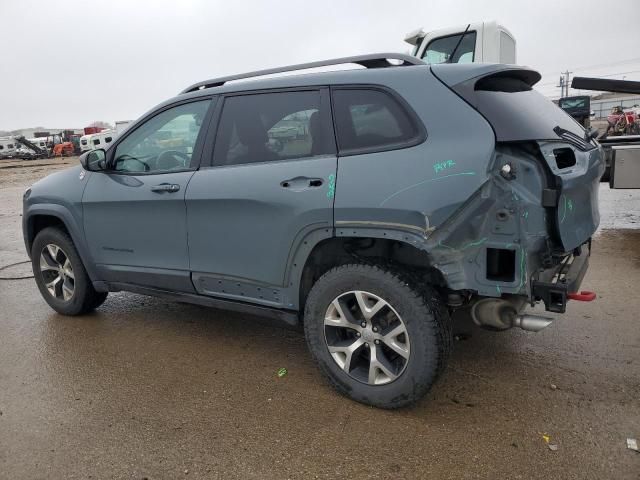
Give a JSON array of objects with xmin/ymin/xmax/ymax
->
[
  {"xmin": 433, "ymin": 160, "xmax": 456, "ymax": 174},
  {"xmin": 438, "ymin": 237, "xmax": 487, "ymax": 251},
  {"xmin": 559, "ymin": 195, "xmax": 572, "ymax": 224},
  {"xmin": 380, "ymin": 172, "xmax": 476, "ymax": 206},
  {"xmin": 518, "ymin": 247, "xmax": 526, "ymax": 290},
  {"xmin": 326, "ymin": 173, "xmax": 336, "ymax": 199}
]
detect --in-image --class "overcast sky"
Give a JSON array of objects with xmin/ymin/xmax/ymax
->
[{"xmin": 1, "ymin": 0, "xmax": 639, "ymax": 130}]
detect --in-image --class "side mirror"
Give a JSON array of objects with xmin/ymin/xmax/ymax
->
[{"xmin": 80, "ymin": 149, "xmax": 107, "ymax": 171}]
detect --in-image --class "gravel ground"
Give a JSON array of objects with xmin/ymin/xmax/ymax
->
[{"xmin": 0, "ymin": 158, "xmax": 638, "ymax": 479}]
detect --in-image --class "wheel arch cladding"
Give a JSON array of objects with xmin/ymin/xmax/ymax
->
[
  {"xmin": 24, "ymin": 206, "xmax": 98, "ymax": 282},
  {"xmin": 294, "ymin": 233, "xmax": 447, "ymax": 311}
]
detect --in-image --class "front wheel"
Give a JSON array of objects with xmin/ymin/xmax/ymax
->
[
  {"xmin": 32, "ymin": 227, "xmax": 108, "ymax": 316},
  {"xmin": 304, "ymin": 264, "xmax": 451, "ymax": 408}
]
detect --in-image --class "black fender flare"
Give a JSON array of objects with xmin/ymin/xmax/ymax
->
[
  {"xmin": 23, "ymin": 204, "xmax": 99, "ymax": 282},
  {"xmin": 282, "ymin": 223, "xmax": 437, "ymax": 310}
]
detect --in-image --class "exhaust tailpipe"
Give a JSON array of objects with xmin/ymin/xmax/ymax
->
[
  {"xmin": 512, "ymin": 314, "xmax": 554, "ymax": 332},
  {"xmin": 470, "ymin": 298, "xmax": 554, "ymax": 332}
]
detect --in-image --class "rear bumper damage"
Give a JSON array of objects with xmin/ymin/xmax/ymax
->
[
  {"xmin": 424, "ymin": 141, "xmax": 602, "ymax": 321},
  {"xmin": 531, "ymin": 241, "xmax": 592, "ymax": 313}
]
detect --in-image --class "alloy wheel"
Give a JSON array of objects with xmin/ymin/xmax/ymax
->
[
  {"xmin": 39, "ymin": 244, "xmax": 75, "ymax": 301},
  {"xmin": 324, "ymin": 290, "xmax": 410, "ymax": 385}
]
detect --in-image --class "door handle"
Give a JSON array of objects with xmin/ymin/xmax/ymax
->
[
  {"xmin": 280, "ymin": 177, "xmax": 323, "ymax": 190},
  {"xmin": 150, "ymin": 183, "xmax": 180, "ymax": 193}
]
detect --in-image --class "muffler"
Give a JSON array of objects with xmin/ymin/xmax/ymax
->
[{"xmin": 470, "ymin": 297, "xmax": 553, "ymax": 332}]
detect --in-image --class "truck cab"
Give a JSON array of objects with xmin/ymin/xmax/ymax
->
[{"xmin": 405, "ymin": 21, "xmax": 516, "ymax": 65}]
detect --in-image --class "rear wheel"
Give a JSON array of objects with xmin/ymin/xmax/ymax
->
[
  {"xmin": 32, "ymin": 227, "xmax": 107, "ymax": 315},
  {"xmin": 304, "ymin": 264, "xmax": 451, "ymax": 408}
]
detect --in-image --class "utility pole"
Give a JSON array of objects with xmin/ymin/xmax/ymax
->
[
  {"xmin": 558, "ymin": 70, "xmax": 573, "ymax": 98},
  {"xmin": 557, "ymin": 76, "xmax": 565, "ymax": 98}
]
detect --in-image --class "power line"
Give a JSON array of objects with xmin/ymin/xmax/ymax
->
[
  {"xmin": 537, "ymin": 57, "xmax": 640, "ymax": 76},
  {"xmin": 588, "ymin": 69, "xmax": 640, "ymax": 78},
  {"xmin": 536, "ymin": 68, "xmax": 640, "ymax": 90}
]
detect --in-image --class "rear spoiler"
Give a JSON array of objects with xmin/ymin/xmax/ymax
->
[{"xmin": 431, "ymin": 64, "xmax": 541, "ymax": 89}]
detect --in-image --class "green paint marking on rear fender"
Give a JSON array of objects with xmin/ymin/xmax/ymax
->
[
  {"xmin": 380, "ymin": 172, "xmax": 476, "ymax": 206},
  {"xmin": 438, "ymin": 237, "xmax": 487, "ymax": 251},
  {"xmin": 433, "ymin": 159, "xmax": 456, "ymax": 174}
]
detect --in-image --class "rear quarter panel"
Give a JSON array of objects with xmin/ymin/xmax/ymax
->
[{"xmin": 333, "ymin": 67, "xmax": 495, "ymax": 235}]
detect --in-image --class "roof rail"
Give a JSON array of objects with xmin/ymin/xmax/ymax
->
[{"xmin": 180, "ymin": 53, "xmax": 424, "ymax": 94}]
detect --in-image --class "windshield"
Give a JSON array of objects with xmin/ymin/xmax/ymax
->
[
  {"xmin": 559, "ymin": 98, "xmax": 586, "ymax": 109},
  {"xmin": 422, "ymin": 31, "xmax": 476, "ymax": 64}
]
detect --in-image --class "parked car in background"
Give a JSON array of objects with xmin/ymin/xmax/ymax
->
[{"xmin": 22, "ymin": 54, "xmax": 602, "ymax": 408}]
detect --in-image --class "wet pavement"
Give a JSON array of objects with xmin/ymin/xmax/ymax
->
[{"xmin": 0, "ymin": 160, "xmax": 639, "ymax": 479}]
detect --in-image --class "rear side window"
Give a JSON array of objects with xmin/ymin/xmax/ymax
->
[
  {"xmin": 453, "ymin": 72, "xmax": 589, "ymax": 147},
  {"xmin": 213, "ymin": 90, "xmax": 334, "ymax": 167},
  {"xmin": 332, "ymin": 89, "xmax": 422, "ymax": 153}
]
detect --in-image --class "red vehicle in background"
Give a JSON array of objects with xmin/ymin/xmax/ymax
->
[
  {"xmin": 606, "ymin": 105, "xmax": 640, "ymax": 136},
  {"xmin": 52, "ymin": 142, "xmax": 75, "ymax": 157},
  {"xmin": 83, "ymin": 126, "xmax": 105, "ymax": 135}
]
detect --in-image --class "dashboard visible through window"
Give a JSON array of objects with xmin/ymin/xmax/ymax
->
[
  {"xmin": 422, "ymin": 31, "xmax": 477, "ymax": 64},
  {"xmin": 113, "ymin": 100, "xmax": 211, "ymax": 173}
]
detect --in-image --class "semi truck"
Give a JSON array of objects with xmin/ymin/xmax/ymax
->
[
  {"xmin": 405, "ymin": 21, "xmax": 640, "ymax": 188},
  {"xmin": 404, "ymin": 21, "xmax": 516, "ymax": 65}
]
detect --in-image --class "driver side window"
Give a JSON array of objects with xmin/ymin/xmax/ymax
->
[{"xmin": 113, "ymin": 100, "xmax": 211, "ymax": 173}]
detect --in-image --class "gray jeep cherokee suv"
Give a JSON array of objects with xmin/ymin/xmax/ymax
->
[{"xmin": 23, "ymin": 54, "xmax": 603, "ymax": 408}]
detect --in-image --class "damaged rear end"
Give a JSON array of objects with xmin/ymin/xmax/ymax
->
[{"xmin": 429, "ymin": 64, "xmax": 604, "ymax": 329}]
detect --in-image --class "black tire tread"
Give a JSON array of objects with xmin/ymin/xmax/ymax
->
[
  {"xmin": 304, "ymin": 263, "xmax": 452, "ymax": 408},
  {"xmin": 32, "ymin": 227, "xmax": 107, "ymax": 315}
]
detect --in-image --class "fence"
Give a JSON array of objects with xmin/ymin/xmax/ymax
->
[{"xmin": 591, "ymin": 97, "xmax": 640, "ymax": 119}]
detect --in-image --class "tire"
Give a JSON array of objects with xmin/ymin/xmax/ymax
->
[
  {"xmin": 31, "ymin": 227, "xmax": 108, "ymax": 315},
  {"xmin": 304, "ymin": 264, "xmax": 451, "ymax": 409}
]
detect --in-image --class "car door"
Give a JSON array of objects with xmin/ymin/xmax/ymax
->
[
  {"xmin": 82, "ymin": 98, "xmax": 214, "ymax": 292},
  {"xmin": 186, "ymin": 89, "xmax": 337, "ymax": 307}
]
